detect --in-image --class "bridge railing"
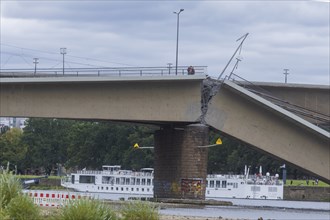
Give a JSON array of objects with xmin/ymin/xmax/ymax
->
[
  {"xmin": 227, "ymin": 73, "xmax": 330, "ymax": 128},
  {"xmin": 0, "ymin": 66, "xmax": 207, "ymax": 78}
]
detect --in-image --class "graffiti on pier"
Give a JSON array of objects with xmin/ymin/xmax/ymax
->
[{"xmin": 181, "ymin": 178, "xmax": 202, "ymax": 198}]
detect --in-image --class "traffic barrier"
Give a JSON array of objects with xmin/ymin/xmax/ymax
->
[{"xmin": 23, "ymin": 190, "xmax": 92, "ymax": 208}]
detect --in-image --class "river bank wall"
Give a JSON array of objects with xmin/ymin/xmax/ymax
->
[{"xmin": 284, "ymin": 186, "xmax": 330, "ymax": 202}]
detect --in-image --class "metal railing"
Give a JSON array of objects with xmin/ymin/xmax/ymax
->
[
  {"xmin": 0, "ymin": 66, "xmax": 207, "ymax": 78},
  {"xmin": 227, "ymin": 73, "xmax": 330, "ymax": 128}
]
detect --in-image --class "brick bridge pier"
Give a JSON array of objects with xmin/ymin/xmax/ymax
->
[{"xmin": 154, "ymin": 124, "xmax": 209, "ymax": 199}]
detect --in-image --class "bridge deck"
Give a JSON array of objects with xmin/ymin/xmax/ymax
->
[{"xmin": 206, "ymin": 80, "xmax": 329, "ymax": 182}]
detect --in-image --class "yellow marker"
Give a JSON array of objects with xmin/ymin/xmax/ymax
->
[
  {"xmin": 133, "ymin": 143, "xmax": 139, "ymax": 149},
  {"xmin": 216, "ymin": 138, "xmax": 222, "ymax": 145}
]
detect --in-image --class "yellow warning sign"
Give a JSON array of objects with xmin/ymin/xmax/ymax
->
[
  {"xmin": 216, "ymin": 138, "xmax": 222, "ymax": 145},
  {"xmin": 133, "ymin": 143, "xmax": 140, "ymax": 149}
]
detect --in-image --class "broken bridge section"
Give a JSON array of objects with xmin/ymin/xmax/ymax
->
[{"xmin": 203, "ymin": 80, "xmax": 330, "ymax": 183}]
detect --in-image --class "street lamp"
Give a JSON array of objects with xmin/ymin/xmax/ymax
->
[
  {"xmin": 174, "ymin": 9, "xmax": 184, "ymax": 75},
  {"xmin": 283, "ymin": 69, "xmax": 289, "ymax": 83},
  {"xmin": 167, "ymin": 63, "xmax": 172, "ymax": 75},
  {"xmin": 60, "ymin": 48, "xmax": 67, "ymax": 75},
  {"xmin": 33, "ymin": 58, "xmax": 39, "ymax": 76}
]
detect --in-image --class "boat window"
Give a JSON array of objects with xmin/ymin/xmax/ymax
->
[
  {"xmin": 206, "ymin": 180, "xmax": 208, "ymax": 187},
  {"xmin": 131, "ymin": 188, "xmax": 134, "ymax": 191},
  {"xmin": 116, "ymin": 187, "xmax": 118, "ymax": 191},
  {"xmin": 101, "ymin": 187, "xmax": 103, "ymax": 190},
  {"xmin": 79, "ymin": 175, "xmax": 95, "ymax": 184},
  {"xmin": 222, "ymin": 181, "xmax": 227, "ymax": 188},
  {"xmin": 142, "ymin": 188, "xmax": 144, "ymax": 192},
  {"xmin": 137, "ymin": 188, "xmax": 139, "ymax": 191},
  {"xmin": 147, "ymin": 179, "xmax": 151, "ymax": 185},
  {"xmin": 126, "ymin": 178, "xmax": 130, "ymax": 185},
  {"xmin": 111, "ymin": 187, "xmax": 113, "ymax": 190},
  {"xmin": 136, "ymin": 179, "xmax": 140, "ymax": 185},
  {"xmin": 126, "ymin": 187, "xmax": 129, "ymax": 191},
  {"xmin": 210, "ymin": 181, "xmax": 214, "ymax": 188},
  {"xmin": 71, "ymin": 175, "xmax": 75, "ymax": 184},
  {"xmin": 251, "ymin": 186, "xmax": 260, "ymax": 192},
  {"xmin": 131, "ymin": 178, "xmax": 136, "ymax": 185},
  {"xmin": 116, "ymin": 178, "xmax": 120, "ymax": 184},
  {"xmin": 142, "ymin": 179, "xmax": 146, "ymax": 185},
  {"xmin": 216, "ymin": 181, "xmax": 221, "ymax": 188},
  {"xmin": 106, "ymin": 187, "xmax": 108, "ymax": 190},
  {"xmin": 102, "ymin": 176, "xmax": 114, "ymax": 184},
  {"xmin": 147, "ymin": 188, "xmax": 149, "ymax": 192},
  {"xmin": 120, "ymin": 177, "xmax": 125, "ymax": 185},
  {"xmin": 268, "ymin": 187, "xmax": 277, "ymax": 192},
  {"xmin": 121, "ymin": 187, "xmax": 124, "ymax": 191}
]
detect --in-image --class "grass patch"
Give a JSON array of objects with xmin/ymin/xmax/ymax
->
[
  {"xmin": 18, "ymin": 175, "xmax": 61, "ymax": 180},
  {"xmin": 0, "ymin": 171, "xmax": 22, "ymax": 208},
  {"xmin": 53, "ymin": 199, "xmax": 119, "ymax": 220},
  {"xmin": 285, "ymin": 179, "xmax": 329, "ymax": 187},
  {"xmin": 1, "ymin": 171, "xmax": 42, "ymax": 220},
  {"xmin": 121, "ymin": 201, "xmax": 159, "ymax": 220},
  {"xmin": 29, "ymin": 185, "xmax": 66, "ymax": 190},
  {"xmin": 6, "ymin": 194, "xmax": 41, "ymax": 220}
]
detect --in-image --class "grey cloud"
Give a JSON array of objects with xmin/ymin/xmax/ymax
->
[{"xmin": 1, "ymin": 1, "xmax": 328, "ymax": 84}]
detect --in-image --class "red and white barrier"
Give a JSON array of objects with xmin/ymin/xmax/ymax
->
[{"xmin": 23, "ymin": 190, "xmax": 93, "ymax": 207}]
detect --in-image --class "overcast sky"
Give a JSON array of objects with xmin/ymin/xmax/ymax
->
[{"xmin": 0, "ymin": 1, "xmax": 329, "ymax": 85}]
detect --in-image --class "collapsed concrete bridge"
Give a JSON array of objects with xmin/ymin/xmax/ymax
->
[{"xmin": 0, "ymin": 75, "xmax": 329, "ymax": 199}]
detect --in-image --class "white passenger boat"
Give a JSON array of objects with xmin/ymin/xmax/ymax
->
[{"xmin": 61, "ymin": 165, "xmax": 283, "ymax": 200}]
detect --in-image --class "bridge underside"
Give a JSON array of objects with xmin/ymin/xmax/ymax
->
[{"xmin": 0, "ymin": 76, "xmax": 329, "ymax": 186}]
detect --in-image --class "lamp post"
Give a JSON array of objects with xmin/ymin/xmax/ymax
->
[
  {"xmin": 60, "ymin": 48, "xmax": 67, "ymax": 75},
  {"xmin": 283, "ymin": 69, "xmax": 289, "ymax": 83},
  {"xmin": 167, "ymin": 63, "xmax": 172, "ymax": 75},
  {"xmin": 33, "ymin": 58, "xmax": 39, "ymax": 76},
  {"xmin": 174, "ymin": 9, "xmax": 184, "ymax": 75}
]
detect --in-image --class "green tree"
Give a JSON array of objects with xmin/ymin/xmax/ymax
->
[
  {"xmin": 22, "ymin": 118, "xmax": 73, "ymax": 175},
  {"xmin": 0, "ymin": 128, "xmax": 27, "ymax": 173}
]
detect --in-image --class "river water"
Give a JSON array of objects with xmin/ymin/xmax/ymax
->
[{"xmin": 159, "ymin": 198, "xmax": 330, "ymax": 220}]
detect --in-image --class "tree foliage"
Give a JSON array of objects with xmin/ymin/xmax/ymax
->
[
  {"xmin": 0, "ymin": 118, "xmax": 306, "ymax": 178},
  {"xmin": 0, "ymin": 128, "xmax": 27, "ymax": 172}
]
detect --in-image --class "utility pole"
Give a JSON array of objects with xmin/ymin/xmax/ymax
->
[
  {"xmin": 283, "ymin": 69, "xmax": 289, "ymax": 83},
  {"xmin": 60, "ymin": 48, "xmax": 67, "ymax": 75},
  {"xmin": 33, "ymin": 58, "xmax": 39, "ymax": 76}
]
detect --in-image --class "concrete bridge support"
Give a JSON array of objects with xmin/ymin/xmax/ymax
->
[{"xmin": 154, "ymin": 124, "xmax": 209, "ymax": 199}]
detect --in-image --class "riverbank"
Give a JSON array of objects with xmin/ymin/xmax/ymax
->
[
  {"xmin": 40, "ymin": 207, "xmax": 237, "ymax": 220},
  {"xmin": 160, "ymin": 215, "xmax": 235, "ymax": 220},
  {"xmin": 284, "ymin": 186, "xmax": 330, "ymax": 201}
]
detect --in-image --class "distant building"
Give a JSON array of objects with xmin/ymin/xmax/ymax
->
[{"xmin": 0, "ymin": 117, "xmax": 27, "ymax": 130}]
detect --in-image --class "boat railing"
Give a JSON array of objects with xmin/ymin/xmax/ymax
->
[
  {"xmin": 207, "ymin": 174, "xmax": 283, "ymax": 186},
  {"xmin": 77, "ymin": 170, "xmax": 104, "ymax": 174},
  {"xmin": 207, "ymin": 174, "xmax": 245, "ymax": 179},
  {"xmin": 75, "ymin": 170, "xmax": 153, "ymax": 177}
]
